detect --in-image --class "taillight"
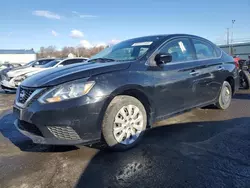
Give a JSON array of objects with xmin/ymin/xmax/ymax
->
[{"xmin": 234, "ymin": 60, "xmax": 239, "ymax": 69}]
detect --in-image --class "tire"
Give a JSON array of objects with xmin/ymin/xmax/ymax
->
[
  {"xmin": 241, "ymin": 72, "xmax": 250, "ymax": 89},
  {"xmin": 102, "ymin": 95, "xmax": 147, "ymax": 151},
  {"xmin": 216, "ymin": 81, "xmax": 232, "ymax": 110}
]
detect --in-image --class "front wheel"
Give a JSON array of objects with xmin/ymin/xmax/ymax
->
[
  {"xmin": 102, "ymin": 95, "xmax": 147, "ymax": 151},
  {"xmin": 216, "ymin": 81, "xmax": 232, "ymax": 110}
]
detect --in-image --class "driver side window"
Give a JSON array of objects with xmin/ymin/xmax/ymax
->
[{"xmin": 159, "ymin": 38, "xmax": 195, "ymax": 63}]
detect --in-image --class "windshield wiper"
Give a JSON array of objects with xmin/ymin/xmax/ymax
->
[{"xmin": 88, "ymin": 58, "xmax": 116, "ymax": 62}]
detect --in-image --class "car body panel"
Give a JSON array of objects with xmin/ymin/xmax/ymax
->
[
  {"xmin": 7, "ymin": 67, "xmax": 48, "ymax": 77},
  {"xmin": 146, "ymin": 62, "xmax": 199, "ymax": 117},
  {"xmin": 21, "ymin": 61, "xmax": 131, "ymax": 87}
]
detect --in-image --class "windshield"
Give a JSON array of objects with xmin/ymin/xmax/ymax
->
[
  {"xmin": 24, "ymin": 60, "xmax": 35, "ymax": 66},
  {"xmin": 40, "ymin": 59, "xmax": 61, "ymax": 68},
  {"xmin": 89, "ymin": 36, "xmax": 165, "ymax": 62},
  {"xmin": 33, "ymin": 59, "xmax": 56, "ymax": 67}
]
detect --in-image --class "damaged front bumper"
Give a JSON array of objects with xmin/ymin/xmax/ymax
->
[
  {"xmin": 13, "ymin": 93, "xmax": 108, "ymax": 145},
  {"xmin": 14, "ymin": 120, "xmax": 100, "ymax": 145},
  {"xmin": 1, "ymin": 79, "xmax": 17, "ymax": 91}
]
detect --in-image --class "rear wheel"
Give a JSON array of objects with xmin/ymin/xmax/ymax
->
[
  {"xmin": 216, "ymin": 81, "xmax": 232, "ymax": 110},
  {"xmin": 102, "ymin": 95, "xmax": 147, "ymax": 151}
]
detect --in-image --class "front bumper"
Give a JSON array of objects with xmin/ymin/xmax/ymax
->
[
  {"xmin": 14, "ymin": 120, "xmax": 99, "ymax": 145},
  {"xmin": 1, "ymin": 80, "xmax": 17, "ymax": 91},
  {"xmin": 14, "ymin": 93, "xmax": 109, "ymax": 145}
]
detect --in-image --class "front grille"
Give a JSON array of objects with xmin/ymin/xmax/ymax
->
[
  {"xmin": 18, "ymin": 87, "xmax": 35, "ymax": 104},
  {"xmin": 48, "ymin": 126, "xmax": 81, "ymax": 140},
  {"xmin": 26, "ymin": 88, "xmax": 49, "ymax": 107},
  {"xmin": 18, "ymin": 120, "xmax": 43, "ymax": 136}
]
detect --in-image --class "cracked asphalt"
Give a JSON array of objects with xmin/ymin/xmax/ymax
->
[{"xmin": 0, "ymin": 89, "xmax": 250, "ymax": 188}]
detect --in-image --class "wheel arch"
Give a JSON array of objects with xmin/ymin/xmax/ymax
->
[
  {"xmin": 225, "ymin": 76, "xmax": 235, "ymax": 95},
  {"xmin": 99, "ymin": 85, "xmax": 155, "ymax": 129}
]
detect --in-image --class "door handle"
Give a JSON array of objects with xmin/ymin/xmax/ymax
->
[
  {"xmin": 218, "ymin": 66, "xmax": 225, "ymax": 71},
  {"xmin": 190, "ymin": 70, "xmax": 199, "ymax": 76}
]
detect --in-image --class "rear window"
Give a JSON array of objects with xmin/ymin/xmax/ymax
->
[
  {"xmin": 192, "ymin": 39, "xmax": 217, "ymax": 60},
  {"xmin": 215, "ymin": 46, "xmax": 222, "ymax": 57}
]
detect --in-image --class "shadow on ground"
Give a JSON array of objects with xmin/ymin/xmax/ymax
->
[
  {"xmin": 0, "ymin": 112, "xmax": 78, "ymax": 152},
  {"xmin": 233, "ymin": 92, "xmax": 250, "ymax": 100},
  {"xmin": 76, "ymin": 117, "xmax": 250, "ymax": 188},
  {"xmin": 1, "ymin": 111, "xmax": 250, "ymax": 187},
  {"xmin": 0, "ymin": 90, "xmax": 16, "ymax": 94}
]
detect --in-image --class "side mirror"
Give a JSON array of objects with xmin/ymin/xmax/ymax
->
[
  {"xmin": 57, "ymin": 64, "xmax": 64, "ymax": 67},
  {"xmin": 154, "ymin": 53, "xmax": 172, "ymax": 65}
]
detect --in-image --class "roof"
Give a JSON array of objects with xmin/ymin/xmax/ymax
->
[
  {"xmin": 124, "ymin": 34, "xmax": 212, "ymax": 43},
  {"xmin": 0, "ymin": 49, "xmax": 35, "ymax": 54}
]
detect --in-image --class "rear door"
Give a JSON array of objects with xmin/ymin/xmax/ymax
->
[
  {"xmin": 149, "ymin": 37, "xmax": 200, "ymax": 118},
  {"xmin": 190, "ymin": 38, "xmax": 223, "ymax": 104}
]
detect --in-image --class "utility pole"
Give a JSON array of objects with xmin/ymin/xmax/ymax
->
[
  {"xmin": 231, "ymin": 20, "xmax": 236, "ymax": 55},
  {"xmin": 226, "ymin": 28, "xmax": 230, "ymax": 45}
]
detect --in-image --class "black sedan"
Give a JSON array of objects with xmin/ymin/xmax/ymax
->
[{"xmin": 13, "ymin": 34, "xmax": 239, "ymax": 151}]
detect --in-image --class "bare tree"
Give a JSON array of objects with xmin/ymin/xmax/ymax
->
[{"xmin": 37, "ymin": 45, "xmax": 106, "ymax": 59}]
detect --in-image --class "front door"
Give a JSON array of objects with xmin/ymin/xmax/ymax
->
[{"xmin": 149, "ymin": 38, "xmax": 200, "ymax": 119}]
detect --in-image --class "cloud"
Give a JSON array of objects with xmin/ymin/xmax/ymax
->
[
  {"xmin": 72, "ymin": 11, "xmax": 97, "ymax": 18},
  {"xmin": 95, "ymin": 42, "xmax": 107, "ymax": 47},
  {"xmin": 70, "ymin": 29, "xmax": 84, "ymax": 39},
  {"xmin": 80, "ymin": 40, "xmax": 93, "ymax": 49},
  {"xmin": 109, "ymin": 39, "xmax": 121, "ymax": 45},
  {"xmin": 79, "ymin": 15, "xmax": 98, "ymax": 18},
  {"xmin": 51, "ymin": 30, "xmax": 58, "ymax": 37},
  {"xmin": 33, "ymin": 10, "xmax": 61, "ymax": 20}
]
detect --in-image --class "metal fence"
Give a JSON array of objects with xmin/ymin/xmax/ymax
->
[{"xmin": 219, "ymin": 42, "xmax": 250, "ymax": 59}]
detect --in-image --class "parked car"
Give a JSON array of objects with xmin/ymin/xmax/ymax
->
[
  {"xmin": 0, "ymin": 58, "xmax": 56, "ymax": 83},
  {"xmin": 0, "ymin": 62, "xmax": 22, "ymax": 71},
  {"xmin": 233, "ymin": 56, "xmax": 250, "ymax": 89},
  {"xmin": 13, "ymin": 34, "xmax": 239, "ymax": 151},
  {"xmin": 1, "ymin": 58, "xmax": 88, "ymax": 91},
  {"xmin": 238, "ymin": 59, "xmax": 250, "ymax": 89},
  {"xmin": 233, "ymin": 55, "xmax": 241, "ymax": 69}
]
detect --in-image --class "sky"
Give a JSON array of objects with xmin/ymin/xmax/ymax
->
[{"xmin": 1, "ymin": 0, "xmax": 250, "ymax": 51}]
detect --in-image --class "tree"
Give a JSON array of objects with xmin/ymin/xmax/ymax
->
[{"xmin": 37, "ymin": 45, "xmax": 106, "ymax": 58}]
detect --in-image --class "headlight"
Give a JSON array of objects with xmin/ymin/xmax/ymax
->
[
  {"xmin": 14, "ymin": 75, "xmax": 27, "ymax": 81},
  {"xmin": 13, "ymin": 75, "xmax": 27, "ymax": 85},
  {"xmin": 38, "ymin": 80, "xmax": 95, "ymax": 103}
]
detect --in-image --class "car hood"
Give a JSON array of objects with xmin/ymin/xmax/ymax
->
[
  {"xmin": 7, "ymin": 67, "xmax": 47, "ymax": 77},
  {"xmin": 21, "ymin": 61, "xmax": 131, "ymax": 87}
]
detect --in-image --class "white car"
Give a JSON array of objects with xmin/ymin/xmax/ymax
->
[{"xmin": 1, "ymin": 58, "xmax": 88, "ymax": 91}]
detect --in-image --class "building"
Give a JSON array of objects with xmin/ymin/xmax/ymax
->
[
  {"xmin": 68, "ymin": 53, "xmax": 76, "ymax": 58},
  {"xmin": 219, "ymin": 42, "xmax": 250, "ymax": 59},
  {"xmin": 0, "ymin": 49, "xmax": 36, "ymax": 64}
]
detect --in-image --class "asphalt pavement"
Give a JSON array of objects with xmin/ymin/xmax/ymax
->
[{"xmin": 0, "ymin": 90, "xmax": 250, "ymax": 188}]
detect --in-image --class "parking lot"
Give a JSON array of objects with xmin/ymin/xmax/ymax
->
[{"xmin": 0, "ymin": 89, "xmax": 250, "ymax": 188}]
